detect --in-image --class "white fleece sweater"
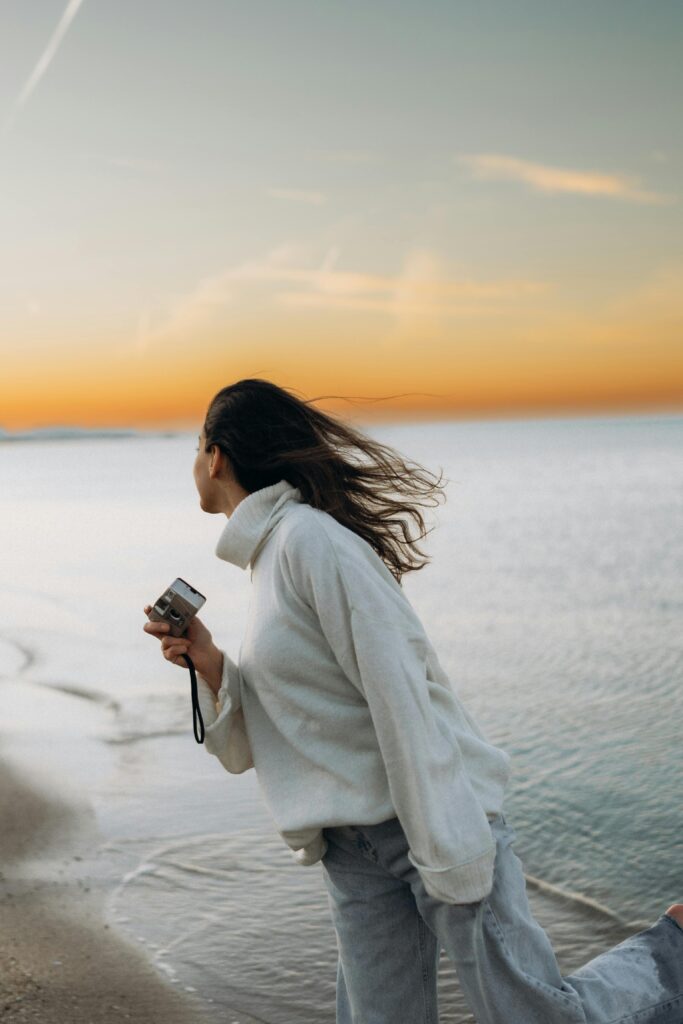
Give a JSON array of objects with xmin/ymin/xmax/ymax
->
[{"xmin": 196, "ymin": 479, "xmax": 512, "ymax": 904}]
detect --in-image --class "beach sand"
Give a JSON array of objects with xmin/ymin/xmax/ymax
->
[{"xmin": 0, "ymin": 755, "xmax": 261, "ymax": 1024}]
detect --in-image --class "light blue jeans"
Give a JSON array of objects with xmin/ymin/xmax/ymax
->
[{"xmin": 321, "ymin": 813, "xmax": 683, "ymax": 1024}]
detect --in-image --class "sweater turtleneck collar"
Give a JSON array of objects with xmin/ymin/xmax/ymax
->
[{"xmin": 215, "ymin": 478, "xmax": 303, "ymax": 571}]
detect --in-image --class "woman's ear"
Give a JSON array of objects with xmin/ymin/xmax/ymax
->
[
  {"xmin": 208, "ymin": 445, "xmax": 222, "ymax": 479},
  {"xmin": 208, "ymin": 445, "xmax": 232, "ymax": 481}
]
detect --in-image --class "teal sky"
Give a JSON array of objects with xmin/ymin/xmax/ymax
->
[{"xmin": 1, "ymin": 1, "xmax": 681, "ymax": 427}]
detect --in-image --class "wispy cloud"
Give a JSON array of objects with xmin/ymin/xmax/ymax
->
[
  {"xmin": 136, "ymin": 244, "xmax": 551, "ymax": 352},
  {"xmin": 457, "ymin": 152, "xmax": 675, "ymax": 205},
  {"xmin": 4, "ymin": 0, "xmax": 86, "ymax": 135},
  {"xmin": 267, "ymin": 188, "xmax": 327, "ymax": 206}
]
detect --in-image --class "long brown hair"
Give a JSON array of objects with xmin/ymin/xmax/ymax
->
[{"xmin": 203, "ymin": 378, "xmax": 448, "ymax": 584}]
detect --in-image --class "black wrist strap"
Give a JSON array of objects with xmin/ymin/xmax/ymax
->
[{"xmin": 180, "ymin": 653, "xmax": 205, "ymax": 744}]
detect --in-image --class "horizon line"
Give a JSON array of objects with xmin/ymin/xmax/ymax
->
[{"xmin": 2, "ymin": 404, "xmax": 682, "ymax": 438}]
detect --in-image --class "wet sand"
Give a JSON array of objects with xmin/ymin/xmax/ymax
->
[{"xmin": 0, "ymin": 756, "xmax": 261, "ymax": 1024}]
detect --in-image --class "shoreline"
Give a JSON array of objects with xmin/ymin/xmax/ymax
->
[
  {"xmin": 0, "ymin": 754, "xmax": 218, "ymax": 1024},
  {"xmin": 0, "ymin": 742, "xmax": 264, "ymax": 1024}
]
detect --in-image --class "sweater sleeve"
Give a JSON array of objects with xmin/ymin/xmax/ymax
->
[
  {"xmin": 282, "ymin": 521, "xmax": 497, "ymax": 904},
  {"xmin": 197, "ymin": 649, "xmax": 254, "ymax": 774}
]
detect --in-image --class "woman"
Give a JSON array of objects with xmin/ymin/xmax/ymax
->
[{"xmin": 144, "ymin": 378, "xmax": 683, "ymax": 1024}]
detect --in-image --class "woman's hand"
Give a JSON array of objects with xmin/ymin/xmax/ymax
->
[{"xmin": 143, "ymin": 606, "xmax": 224, "ymax": 695}]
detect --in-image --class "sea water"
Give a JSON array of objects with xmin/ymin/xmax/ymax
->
[{"xmin": 1, "ymin": 411, "xmax": 681, "ymax": 1023}]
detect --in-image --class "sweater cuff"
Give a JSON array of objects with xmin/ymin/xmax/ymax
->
[
  {"xmin": 214, "ymin": 649, "xmax": 242, "ymax": 710},
  {"xmin": 408, "ymin": 842, "xmax": 497, "ymax": 904},
  {"xmin": 281, "ymin": 827, "xmax": 328, "ymax": 866},
  {"xmin": 195, "ymin": 676, "xmax": 220, "ymax": 728},
  {"xmin": 200, "ymin": 649, "xmax": 254, "ymax": 774}
]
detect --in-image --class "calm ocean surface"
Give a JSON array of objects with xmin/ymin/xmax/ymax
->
[{"xmin": 1, "ymin": 411, "xmax": 681, "ymax": 1023}]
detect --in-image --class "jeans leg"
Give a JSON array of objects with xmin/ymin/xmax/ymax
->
[
  {"xmin": 321, "ymin": 825, "xmax": 440, "ymax": 1024},
  {"xmin": 336, "ymin": 955, "xmax": 354, "ymax": 1024},
  {"xmin": 563, "ymin": 913, "xmax": 683, "ymax": 1023},
  {"xmin": 410, "ymin": 816, "xmax": 586, "ymax": 1024},
  {"xmin": 362, "ymin": 813, "xmax": 683, "ymax": 1024}
]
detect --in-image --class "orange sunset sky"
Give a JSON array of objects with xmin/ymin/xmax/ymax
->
[{"xmin": 1, "ymin": 2, "xmax": 682, "ymax": 429}]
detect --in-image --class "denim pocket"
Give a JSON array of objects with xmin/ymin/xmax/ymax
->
[
  {"xmin": 322, "ymin": 826, "xmax": 380, "ymax": 867},
  {"xmin": 348, "ymin": 826, "xmax": 380, "ymax": 863}
]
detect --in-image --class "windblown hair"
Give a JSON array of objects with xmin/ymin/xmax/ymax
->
[{"xmin": 203, "ymin": 379, "xmax": 449, "ymax": 585}]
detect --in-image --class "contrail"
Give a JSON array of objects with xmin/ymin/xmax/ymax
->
[{"xmin": 4, "ymin": 0, "xmax": 86, "ymax": 135}]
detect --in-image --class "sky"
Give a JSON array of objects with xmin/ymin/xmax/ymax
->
[{"xmin": 1, "ymin": 0, "xmax": 682, "ymax": 429}]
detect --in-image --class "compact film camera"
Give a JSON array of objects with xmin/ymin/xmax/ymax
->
[{"xmin": 148, "ymin": 577, "xmax": 206, "ymax": 637}]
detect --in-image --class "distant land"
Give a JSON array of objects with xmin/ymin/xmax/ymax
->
[{"xmin": 0, "ymin": 427, "xmax": 182, "ymax": 443}]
